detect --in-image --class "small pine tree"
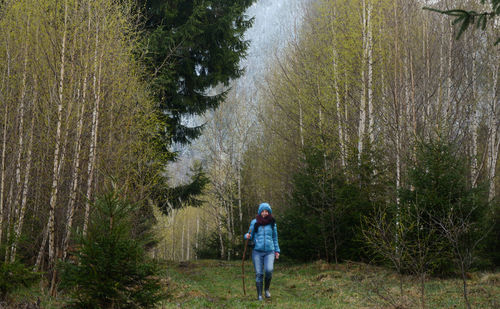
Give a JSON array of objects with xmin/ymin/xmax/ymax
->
[
  {"xmin": 0, "ymin": 260, "xmax": 39, "ymax": 301},
  {"xmin": 60, "ymin": 192, "xmax": 166, "ymax": 308},
  {"xmin": 400, "ymin": 140, "xmax": 489, "ymax": 276}
]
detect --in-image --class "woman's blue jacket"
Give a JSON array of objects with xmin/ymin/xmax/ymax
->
[{"xmin": 245, "ymin": 203, "xmax": 280, "ymax": 253}]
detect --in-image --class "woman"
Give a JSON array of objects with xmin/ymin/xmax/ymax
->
[{"xmin": 245, "ymin": 202, "xmax": 280, "ymax": 301}]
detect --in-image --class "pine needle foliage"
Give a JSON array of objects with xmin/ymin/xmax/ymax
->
[
  {"xmin": 424, "ymin": 0, "xmax": 500, "ymax": 45},
  {"xmin": 0, "ymin": 260, "xmax": 39, "ymax": 301},
  {"xmin": 60, "ymin": 192, "xmax": 166, "ymax": 308},
  {"xmin": 399, "ymin": 140, "xmax": 490, "ymax": 276}
]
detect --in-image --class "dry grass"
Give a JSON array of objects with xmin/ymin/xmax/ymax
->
[{"xmin": 157, "ymin": 260, "xmax": 500, "ymax": 308}]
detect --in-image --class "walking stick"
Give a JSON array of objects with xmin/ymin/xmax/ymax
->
[{"xmin": 242, "ymin": 230, "xmax": 251, "ymax": 296}]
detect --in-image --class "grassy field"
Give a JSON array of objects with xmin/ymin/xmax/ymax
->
[
  {"xmin": 7, "ymin": 259, "xmax": 500, "ymax": 308},
  {"xmin": 159, "ymin": 259, "xmax": 499, "ymax": 309}
]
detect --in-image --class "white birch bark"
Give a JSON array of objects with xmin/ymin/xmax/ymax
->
[
  {"xmin": 358, "ymin": 0, "xmax": 367, "ymax": 161},
  {"xmin": 437, "ymin": 20, "xmax": 445, "ymax": 131},
  {"xmin": 196, "ymin": 214, "xmax": 199, "ymax": 260},
  {"xmin": 446, "ymin": 21, "xmax": 453, "ymax": 121},
  {"xmin": 83, "ymin": 16, "xmax": 102, "ymax": 236},
  {"xmin": 6, "ymin": 16, "xmax": 31, "ymax": 261},
  {"xmin": 410, "ymin": 53, "xmax": 417, "ymax": 163},
  {"xmin": 34, "ymin": 221, "xmax": 49, "ymax": 271},
  {"xmin": 298, "ymin": 91, "xmax": 304, "ymax": 149},
  {"xmin": 0, "ymin": 107, "xmax": 7, "ymax": 248},
  {"xmin": 187, "ymin": 220, "xmax": 190, "ymax": 260},
  {"xmin": 367, "ymin": 0, "xmax": 374, "ymax": 145},
  {"xmin": 13, "ymin": 16, "xmax": 30, "ymax": 221},
  {"xmin": 333, "ymin": 47, "xmax": 345, "ymax": 168},
  {"xmin": 11, "ymin": 115, "xmax": 35, "ymax": 262},
  {"xmin": 393, "ymin": 0, "xmax": 401, "ymax": 206},
  {"xmin": 4, "ymin": 183, "xmax": 13, "ymax": 261},
  {"xmin": 10, "ymin": 40, "xmax": 38, "ymax": 260},
  {"xmin": 181, "ymin": 220, "xmax": 185, "ymax": 260},
  {"xmin": 237, "ymin": 153, "xmax": 242, "ymax": 233},
  {"xmin": 488, "ymin": 61, "xmax": 499, "ymax": 201},
  {"xmin": 62, "ymin": 7, "xmax": 92, "ymax": 258},
  {"xmin": 424, "ymin": 7, "xmax": 431, "ymax": 138},
  {"xmin": 62, "ymin": 93, "xmax": 86, "ymax": 261},
  {"xmin": 225, "ymin": 200, "xmax": 232, "ymax": 261},
  {"xmin": 0, "ymin": 46, "xmax": 10, "ymax": 247},
  {"xmin": 215, "ymin": 204, "xmax": 225, "ymax": 260},
  {"xmin": 48, "ymin": 0, "xmax": 69, "ymax": 267},
  {"xmin": 470, "ymin": 47, "xmax": 480, "ymax": 187}
]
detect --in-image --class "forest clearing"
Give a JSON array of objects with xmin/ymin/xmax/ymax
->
[
  {"xmin": 160, "ymin": 260, "xmax": 500, "ymax": 308},
  {"xmin": 0, "ymin": 0, "xmax": 499, "ymax": 307},
  {"xmin": 9, "ymin": 260, "xmax": 499, "ymax": 308}
]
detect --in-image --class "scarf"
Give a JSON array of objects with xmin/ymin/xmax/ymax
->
[{"xmin": 254, "ymin": 214, "xmax": 275, "ymax": 233}]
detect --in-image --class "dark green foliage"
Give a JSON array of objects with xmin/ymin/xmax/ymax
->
[
  {"xmin": 424, "ymin": 0, "xmax": 500, "ymax": 45},
  {"xmin": 0, "ymin": 260, "xmax": 39, "ymax": 300},
  {"xmin": 135, "ymin": 0, "xmax": 255, "ymax": 149},
  {"xmin": 195, "ymin": 231, "xmax": 226, "ymax": 260},
  {"xmin": 155, "ymin": 161, "xmax": 209, "ymax": 215},
  {"xmin": 129, "ymin": 0, "xmax": 255, "ymax": 220},
  {"xmin": 399, "ymin": 140, "xmax": 490, "ymax": 276},
  {"xmin": 60, "ymin": 192, "xmax": 166, "ymax": 308},
  {"xmin": 279, "ymin": 146, "xmax": 380, "ymax": 263},
  {"xmin": 194, "ymin": 220, "xmax": 241, "ymax": 261},
  {"xmin": 483, "ymin": 202, "xmax": 500, "ymax": 266}
]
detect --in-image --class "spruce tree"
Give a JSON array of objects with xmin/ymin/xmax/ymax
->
[
  {"xmin": 400, "ymin": 140, "xmax": 489, "ymax": 276},
  {"xmin": 135, "ymin": 0, "xmax": 255, "ymax": 150},
  {"xmin": 60, "ymin": 192, "xmax": 166, "ymax": 308}
]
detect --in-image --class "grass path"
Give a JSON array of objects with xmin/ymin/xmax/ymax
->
[{"xmin": 160, "ymin": 259, "xmax": 499, "ymax": 308}]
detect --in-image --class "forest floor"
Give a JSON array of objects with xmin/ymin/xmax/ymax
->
[
  {"xmin": 159, "ymin": 259, "xmax": 500, "ymax": 308},
  {"xmin": 8, "ymin": 259, "xmax": 500, "ymax": 308}
]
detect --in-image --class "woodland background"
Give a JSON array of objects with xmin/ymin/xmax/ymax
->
[{"xmin": 0, "ymin": 0, "xmax": 498, "ymax": 307}]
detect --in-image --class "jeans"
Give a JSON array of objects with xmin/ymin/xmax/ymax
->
[{"xmin": 252, "ymin": 250, "xmax": 274, "ymax": 283}]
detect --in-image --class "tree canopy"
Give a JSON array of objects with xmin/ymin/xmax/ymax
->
[{"xmin": 136, "ymin": 0, "xmax": 255, "ymax": 153}]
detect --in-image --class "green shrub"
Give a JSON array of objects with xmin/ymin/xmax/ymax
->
[
  {"xmin": 399, "ymin": 140, "xmax": 490, "ymax": 276},
  {"xmin": 60, "ymin": 192, "xmax": 166, "ymax": 308},
  {"xmin": 280, "ymin": 146, "xmax": 383, "ymax": 263},
  {"xmin": 0, "ymin": 260, "xmax": 39, "ymax": 300}
]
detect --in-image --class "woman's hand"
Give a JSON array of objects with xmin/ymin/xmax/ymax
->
[
  {"xmin": 275, "ymin": 252, "xmax": 280, "ymax": 260},
  {"xmin": 245, "ymin": 233, "xmax": 251, "ymax": 239}
]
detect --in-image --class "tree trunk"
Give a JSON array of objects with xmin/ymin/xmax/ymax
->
[
  {"xmin": 237, "ymin": 156, "xmax": 242, "ymax": 233},
  {"xmin": 299, "ymin": 93, "xmax": 304, "ymax": 149},
  {"xmin": 34, "ymin": 221, "xmax": 49, "ymax": 272},
  {"xmin": 445, "ymin": 21, "xmax": 453, "ymax": 122},
  {"xmin": 62, "ymin": 6, "xmax": 91, "ymax": 258},
  {"xmin": 0, "ymin": 79, "xmax": 9, "ymax": 248},
  {"xmin": 8, "ymin": 16, "xmax": 31, "ymax": 261},
  {"xmin": 215, "ymin": 205, "xmax": 225, "ymax": 260},
  {"xmin": 410, "ymin": 52, "xmax": 417, "ymax": 163},
  {"xmin": 83, "ymin": 15, "xmax": 102, "ymax": 235},
  {"xmin": 62, "ymin": 91, "xmax": 86, "ymax": 261},
  {"xmin": 470, "ymin": 49, "xmax": 479, "ymax": 187},
  {"xmin": 196, "ymin": 214, "xmax": 199, "ymax": 260},
  {"xmin": 4, "ymin": 183, "xmax": 13, "ymax": 261},
  {"xmin": 358, "ymin": 0, "xmax": 367, "ymax": 161},
  {"xmin": 187, "ymin": 220, "xmax": 190, "ymax": 260},
  {"xmin": 488, "ymin": 61, "xmax": 499, "ymax": 202},
  {"xmin": 367, "ymin": 0, "xmax": 374, "ymax": 146},
  {"xmin": 333, "ymin": 48, "xmax": 345, "ymax": 168},
  {"xmin": 225, "ymin": 200, "xmax": 232, "ymax": 261},
  {"xmin": 10, "ymin": 112, "xmax": 35, "ymax": 262},
  {"xmin": 437, "ymin": 20, "xmax": 445, "ymax": 132},
  {"xmin": 181, "ymin": 220, "xmax": 185, "ymax": 261},
  {"xmin": 48, "ymin": 0, "xmax": 69, "ymax": 272}
]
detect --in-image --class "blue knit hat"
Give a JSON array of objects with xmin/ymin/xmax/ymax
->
[{"xmin": 257, "ymin": 203, "xmax": 272, "ymax": 215}]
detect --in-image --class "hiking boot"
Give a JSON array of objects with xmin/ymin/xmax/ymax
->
[
  {"xmin": 256, "ymin": 282, "xmax": 263, "ymax": 301},
  {"xmin": 264, "ymin": 278, "xmax": 272, "ymax": 298}
]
